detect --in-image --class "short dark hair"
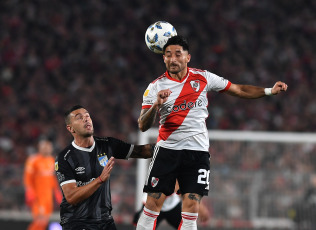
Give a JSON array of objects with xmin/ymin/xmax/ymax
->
[
  {"xmin": 163, "ymin": 35, "xmax": 189, "ymax": 54},
  {"xmin": 64, "ymin": 105, "xmax": 84, "ymax": 124}
]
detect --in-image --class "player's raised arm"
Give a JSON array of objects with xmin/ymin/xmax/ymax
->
[
  {"xmin": 225, "ymin": 81, "xmax": 288, "ymax": 99},
  {"xmin": 138, "ymin": 89, "xmax": 172, "ymax": 132}
]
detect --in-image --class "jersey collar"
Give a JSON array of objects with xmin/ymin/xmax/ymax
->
[
  {"xmin": 72, "ymin": 140, "xmax": 95, "ymax": 152},
  {"xmin": 165, "ymin": 67, "xmax": 189, "ymax": 83}
]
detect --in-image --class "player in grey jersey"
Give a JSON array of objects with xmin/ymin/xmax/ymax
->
[{"xmin": 55, "ymin": 105, "xmax": 153, "ymax": 230}]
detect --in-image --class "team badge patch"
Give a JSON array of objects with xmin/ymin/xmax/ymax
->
[
  {"xmin": 151, "ymin": 177, "xmax": 159, "ymax": 187},
  {"xmin": 98, "ymin": 153, "xmax": 109, "ymax": 167},
  {"xmin": 190, "ymin": 80, "xmax": 200, "ymax": 92},
  {"xmin": 55, "ymin": 162, "xmax": 58, "ymax": 171},
  {"xmin": 144, "ymin": 89, "xmax": 149, "ymax": 97}
]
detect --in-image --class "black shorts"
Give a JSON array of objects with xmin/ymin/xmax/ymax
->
[
  {"xmin": 62, "ymin": 217, "xmax": 117, "ymax": 230},
  {"xmin": 143, "ymin": 146, "xmax": 210, "ymax": 196}
]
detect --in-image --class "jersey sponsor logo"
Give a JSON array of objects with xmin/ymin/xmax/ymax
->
[
  {"xmin": 75, "ymin": 167, "xmax": 85, "ymax": 174},
  {"xmin": 166, "ymin": 99, "xmax": 203, "ymax": 113},
  {"xmin": 98, "ymin": 153, "xmax": 108, "ymax": 167},
  {"xmin": 77, "ymin": 178, "xmax": 95, "ymax": 187},
  {"xmin": 190, "ymin": 80, "xmax": 200, "ymax": 92},
  {"xmin": 157, "ymin": 73, "xmax": 207, "ymax": 142},
  {"xmin": 151, "ymin": 177, "xmax": 159, "ymax": 187}
]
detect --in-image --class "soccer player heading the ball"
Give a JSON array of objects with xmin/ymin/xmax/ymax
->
[
  {"xmin": 55, "ymin": 105, "xmax": 154, "ymax": 230},
  {"xmin": 136, "ymin": 35, "xmax": 288, "ymax": 230}
]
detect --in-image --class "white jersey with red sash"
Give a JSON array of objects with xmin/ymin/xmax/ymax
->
[{"xmin": 142, "ymin": 67, "xmax": 231, "ymax": 151}]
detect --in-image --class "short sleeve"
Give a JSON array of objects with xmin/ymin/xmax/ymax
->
[
  {"xmin": 108, "ymin": 137, "xmax": 134, "ymax": 159},
  {"xmin": 55, "ymin": 153, "xmax": 76, "ymax": 187},
  {"xmin": 205, "ymin": 71, "xmax": 231, "ymax": 92},
  {"xmin": 141, "ymin": 83, "xmax": 157, "ymax": 110}
]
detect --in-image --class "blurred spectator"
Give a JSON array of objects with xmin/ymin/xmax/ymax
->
[{"xmin": 24, "ymin": 139, "xmax": 62, "ymax": 230}]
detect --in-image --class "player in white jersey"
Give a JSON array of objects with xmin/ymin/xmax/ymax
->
[
  {"xmin": 136, "ymin": 35, "xmax": 288, "ymax": 230},
  {"xmin": 142, "ymin": 67, "xmax": 229, "ymax": 151}
]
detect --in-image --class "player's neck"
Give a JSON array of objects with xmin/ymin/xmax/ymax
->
[
  {"xmin": 73, "ymin": 136, "xmax": 94, "ymax": 148},
  {"xmin": 168, "ymin": 69, "xmax": 187, "ymax": 81}
]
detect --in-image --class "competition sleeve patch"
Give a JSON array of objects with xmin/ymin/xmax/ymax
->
[{"xmin": 98, "ymin": 153, "xmax": 109, "ymax": 167}]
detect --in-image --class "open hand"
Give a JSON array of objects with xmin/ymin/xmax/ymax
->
[{"xmin": 99, "ymin": 157, "xmax": 115, "ymax": 183}]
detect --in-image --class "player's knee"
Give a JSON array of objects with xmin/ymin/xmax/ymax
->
[
  {"xmin": 182, "ymin": 201, "xmax": 199, "ymax": 213},
  {"xmin": 144, "ymin": 202, "xmax": 161, "ymax": 212},
  {"xmin": 182, "ymin": 193, "xmax": 201, "ymax": 213},
  {"xmin": 145, "ymin": 193, "xmax": 166, "ymax": 212}
]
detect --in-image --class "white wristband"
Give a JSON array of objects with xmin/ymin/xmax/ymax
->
[{"xmin": 264, "ymin": 88, "xmax": 273, "ymax": 96}]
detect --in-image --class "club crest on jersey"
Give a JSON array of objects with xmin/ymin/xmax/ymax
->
[
  {"xmin": 151, "ymin": 177, "xmax": 159, "ymax": 187},
  {"xmin": 55, "ymin": 162, "xmax": 58, "ymax": 171},
  {"xmin": 98, "ymin": 153, "xmax": 108, "ymax": 167},
  {"xmin": 190, "ymin": 80, "xmax": 200, "ymax": 92}
]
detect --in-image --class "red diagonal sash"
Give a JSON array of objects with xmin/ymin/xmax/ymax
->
[{"xmin": 158, "ymin": 73, "xmax": 207, "ymax": 142}]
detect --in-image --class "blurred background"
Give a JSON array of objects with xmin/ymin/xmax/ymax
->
[{"xmin": 0, "ymin": 0, "xmax": 315, "ymax": 229}]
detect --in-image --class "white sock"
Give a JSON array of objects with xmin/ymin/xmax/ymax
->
[
  {"xmin": 136, "ymin": 207, "xmax": 160, "ymax": 230},
  {"xmin": 178, "ymin": 212, "xmax": 198, "ymax": 230}
]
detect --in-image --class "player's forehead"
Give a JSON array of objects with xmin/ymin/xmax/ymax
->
[
  {"xmin": 70, "ymin": 108, "xmax": 89, "ymax": 118},
  {"xmin": 164, "ymin": 45, "xmax": 186, "ymax": 54}
]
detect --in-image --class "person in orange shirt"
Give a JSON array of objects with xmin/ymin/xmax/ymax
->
[{"xmin": 24, "ymin": 139, "xmax": 63, "ymax": 230}]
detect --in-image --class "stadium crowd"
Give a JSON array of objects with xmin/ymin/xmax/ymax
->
[{"xmin": 0, "ymin": 0, "xmax": 315, "ymax": 225}]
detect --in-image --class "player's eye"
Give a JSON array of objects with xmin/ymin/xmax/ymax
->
[{"xmin": 76, "ymin": 115, "xmax": 83, "ymax": 120}]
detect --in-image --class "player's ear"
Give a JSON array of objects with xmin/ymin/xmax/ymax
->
[
  {"xmin": 66, "ymin": 125, "xmax": 75, "ymax": 133},
  {"xmin": 186, "ymin": 53, "xmax": 191, "ymax": 63}
]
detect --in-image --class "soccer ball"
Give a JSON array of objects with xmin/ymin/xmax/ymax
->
[{"xmin": 145, "ymin": 21, "xmax": 177, "ymax": 54}]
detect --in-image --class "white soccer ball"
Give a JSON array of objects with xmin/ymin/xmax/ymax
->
[{"xmin": 145, "ymin": 21, "xmax": 177, "ymax": 54}]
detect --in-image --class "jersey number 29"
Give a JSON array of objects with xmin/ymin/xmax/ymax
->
[{"xmin": 197, "ymin": 169, "xmax": 210, "ymax": 190}]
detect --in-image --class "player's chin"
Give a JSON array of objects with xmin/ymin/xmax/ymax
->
[
  {"xmin": 168, "ymin": 68, "xmax": 180, "ymax": 74},
  {"xmin": 83, "ymin": 131, "xmax": 94, "ymax": 137},
  {"xmin": 168, "ymin": 65, "xmax": 182, "ymax": 73}
]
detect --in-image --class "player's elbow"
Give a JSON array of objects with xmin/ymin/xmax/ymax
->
[
  {"xmin": 138, "ymin": 120, "xmax": 149, "ymax": 132},
  {"xmin": 62, "ymin": 184, "xmax": 81, "ymax": 206},
  {"xmin": 65, "ymin": 195, "xmax": 79, "ymax": 206},
  {"xmin": 138, "ymin": 124, "xmax": 147, "ymax": 132}
]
